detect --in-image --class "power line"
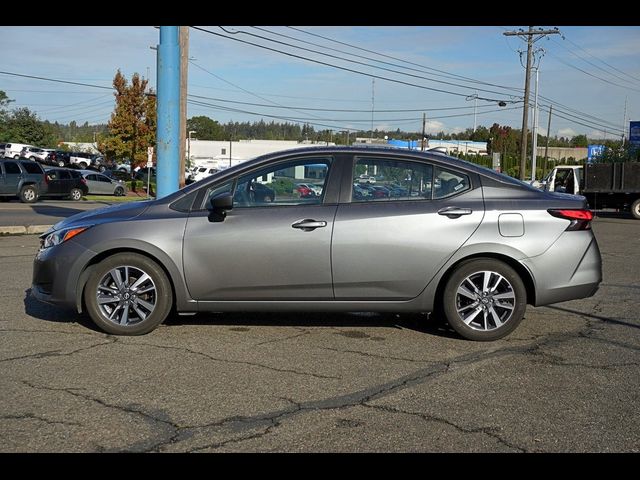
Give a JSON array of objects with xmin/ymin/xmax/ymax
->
[
  {"xmin": 286, "ymin": 26, "xmax": 523, "ymax": 94},
  {"xmin": 0, "ymin": 71, "xmax": 113, "ymax": 91},
  {"xmin": 219, "ymin": 26, "xmax": 520, "ymax": 100},
  {"xmin": 187, "ymin": 92, "xmax": 506, "ymax": 113},
  {"xmin": 190, "ymin": 26, "xmax": 515, "ymax": 104},
  {"xmin": 252, "ymin": 26, "xmax": 523, "ymax": 95}
]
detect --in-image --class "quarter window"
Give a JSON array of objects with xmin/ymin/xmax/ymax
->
[{"xmin": 433, "ymin": 167, "xmax": 470, "ymax": 199}]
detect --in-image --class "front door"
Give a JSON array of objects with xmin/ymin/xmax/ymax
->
[
  {"xmin": 331, "ymin": 155, "xmax": 485, "ymax": 300},
  {"xmin": 183, "ymin": 156, "xmax": 337, "ymax": 301}
]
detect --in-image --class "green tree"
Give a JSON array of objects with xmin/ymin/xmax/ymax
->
[
  {"xmin": 99, "ymin": 70, "xmax": 156, "ymax": 168},
  {"xmin": 186, "ymin": 116, "xmax": 225, "ymax": 140},
  {"xmin": 1, "ymin": 107, "xmax": 57, "ymax": 146},
  {"xmin": 570, "ymin": 134, "xmax": 589, "ymax": 147}
]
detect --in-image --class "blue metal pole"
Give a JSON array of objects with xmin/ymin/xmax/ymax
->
[{"xmin": 156, "ymin": 26, "xmax": 180, "ymax": 198}]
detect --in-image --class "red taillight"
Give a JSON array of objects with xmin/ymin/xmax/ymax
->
[
  {"xmin": 548, "ymin": 209, "xmax": 593, "ymax": 230},
  {"xmin": 81, "ymin": 178, "xmax": 87, "ymax": 184},
  {"xmin": 44, "ymin": 174, "xmax": 49, "ymax": 184}
]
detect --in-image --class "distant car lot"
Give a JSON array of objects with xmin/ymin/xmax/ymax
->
[{"xmin": 0, "ymin": 216, "xmax": 638, "ymax": 452}]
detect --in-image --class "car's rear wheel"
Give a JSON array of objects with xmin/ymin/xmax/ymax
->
[
  {"xmin": 631, "ymin": 198, "xmax": 640, "ymax": 220},
  {"xmin": 84, "ymin": 253, "xmax": 173, "ymax": 335},
  {"xmin": 69, "ymin": 188, "xmax": 83, "ymax": 201},
  {"xmin": 442, "ymin": 258, "xmax": 526, "ymax": 341},
  {"xmin": 20, "ymin": 185, "xmax": 38, "ymax": 203},
  {"xmin": 57, "ymin": 160, "xmax": 65, "ymax": 167}
]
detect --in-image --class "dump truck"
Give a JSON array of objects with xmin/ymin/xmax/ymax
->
[{"xmin": 540, "ymin": 162, "xmax": 640, "ymax": 219}]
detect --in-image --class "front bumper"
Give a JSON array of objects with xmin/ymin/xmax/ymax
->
[{"xmin": 32, "ymin": 239, "xmax": 95, "ymax": 312}]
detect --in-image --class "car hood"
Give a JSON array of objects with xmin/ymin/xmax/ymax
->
[{"xmin": 47, "ymin": 200, "xmax": 152, "ymax": 233}]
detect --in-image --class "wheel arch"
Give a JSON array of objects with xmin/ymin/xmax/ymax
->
[
  {"xmin": 433, "ymin": 252, "xmax": 536, "ymax": 312},
  {"xmin": 75, "ymin": 247, "xmax": 184, "ymax": 314}
]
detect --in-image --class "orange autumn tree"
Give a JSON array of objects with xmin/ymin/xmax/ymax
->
[{"xmin": 99, "ymin": 70, "xmax": 156, "ymax": 169}]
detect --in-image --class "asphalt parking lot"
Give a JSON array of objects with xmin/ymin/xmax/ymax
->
[{"xmin": 0, "ymin": 215, "xmax": 639, "ymax": 452}]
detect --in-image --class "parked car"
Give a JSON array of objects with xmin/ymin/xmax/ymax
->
[
  {"xmin": 21, "ymin": 146, "xmax": 50, "ymax": 163},
  {"xmin": 42, "ymin": 168, "xmax": 88, "ymax": 201},
  {"xmin": 79, "ymin": 170, "xmax": 127, "ymax": 196},
  {"xmin": 4, "ymin": 143, "xmax": 35, "ymax": 159},
  {"xmin": 32, "ymin": 146, "xmax": 602, "ymax": 341},
  {"xmin": 103, "ymin": 169, "xmax": 133, "ymax": 183},
  {"xmin": 0, "ymin": 158, "xmax": 46, "ymax": 203},
  {"xmin": 45, "ymin": 150, "xmax": 72, "ymax": 168}
]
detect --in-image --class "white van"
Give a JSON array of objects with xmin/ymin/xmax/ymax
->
[{"xmin": 3, "ymin": 143, "xmax": 35, "ymax": 159}]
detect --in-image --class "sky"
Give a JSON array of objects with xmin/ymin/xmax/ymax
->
[{"xmin": 1, "ymin": 25, "xmax": 639, "ymax": 141}]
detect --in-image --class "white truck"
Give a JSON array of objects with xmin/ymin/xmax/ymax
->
[{"xmin": 541, "ymin": 163, "xmax": 640, "ymax": 219}]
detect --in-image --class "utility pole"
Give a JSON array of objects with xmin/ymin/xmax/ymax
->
[
  {"xmin": 370, "ymin": 78, "xmax": 375, "ymax": 142},
  {"xmin": 622, "ymin": 96, "xmax": 628, "ymax": 145},
  {"xmin": 531, "ymin": 67, "xmax": 540, "ymax": 182},
  {"xmin": 503, "ymin": 26, "xmax": 560, "ymax": 180},
  {"xmin": 473, "ymin": 92, "xmax": 477, "ymax": 133},
  {"xmin": 421, "ymin": 113, "xmax": 426, "ymax": 151},
  {"xmin": 179, "ymin": 26, "xmax": 189, "ymax": 188},
  {"xmin": 543, "ymin": 105, "xmax": 553, "ymax": 175}
]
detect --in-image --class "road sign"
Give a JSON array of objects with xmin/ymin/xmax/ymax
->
[{"xmin": 147, "ymin": 147, "xmax": 154, "ymax": 168}]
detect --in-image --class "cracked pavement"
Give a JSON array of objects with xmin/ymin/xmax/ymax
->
[{"xmin": 1, "ymin": 216, "xmax": 639, "ymax": 452}]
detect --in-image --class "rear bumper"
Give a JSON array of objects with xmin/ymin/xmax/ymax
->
[{"xmin": 522, "ymin": 230, "xmax": 602, "ymax": 306}]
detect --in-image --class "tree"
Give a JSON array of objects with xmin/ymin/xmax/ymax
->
[
  {"xmin": 186, "ymin": 116, "xmax": 225, "ymax": 140},
  {"xmin": 570, "ymin": 134, "xmax": 589, "ymax": 148},
  {"xmin": 99, "ymin": 70, "xmax": 156, "ymax": 168},
  {"xmin": 0, "ymin": 107, "xmax": 57, "ymax": 146}
]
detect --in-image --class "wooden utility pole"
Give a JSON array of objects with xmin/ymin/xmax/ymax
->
[
  {"xmin": 179, "ymin": 26, "xmax": 189, "ymax": 188},
  {"xmin": 503, "ymin": 27, "xmax": 560, "ymax": 180},
  {"xmin": 421, "ymin": 113, "xmax": 426, "ymax": 151}
]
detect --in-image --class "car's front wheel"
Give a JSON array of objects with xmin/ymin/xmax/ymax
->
[
  {"xmin": 84, "ymin": 253, "xmax": 173, "ymax": 335},
  {"xmin": 114, "ymin": 186, "xmax": 125, "ymax": 196},
  {"xmin": 442, "ymin": 258, "xmax": 527, "ymax": 341}
]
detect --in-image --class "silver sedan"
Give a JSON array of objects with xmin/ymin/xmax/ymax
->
[
  {"xmin": 80, "ymin": 170, "xmax": 127, "ymax": 196},
  {"xmin": 33, "ymin": 147, "xmax": 601, "ymax": 341}
]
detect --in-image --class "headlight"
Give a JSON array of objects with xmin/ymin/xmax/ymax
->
[{"xmin": 41, "ymin": 226, "xmax": 92, "ymax": 249}]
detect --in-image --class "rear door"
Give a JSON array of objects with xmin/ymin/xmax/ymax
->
[{"xmin": 331, "ymin": 154, "xmax": 485, "ymax": 300}]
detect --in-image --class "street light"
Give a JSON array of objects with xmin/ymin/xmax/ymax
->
[{"xmin": 187, "ymin": 130, "xmax": 196, "ymax": 170}]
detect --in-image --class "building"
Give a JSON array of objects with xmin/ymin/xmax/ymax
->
[{"xmin": 188, "ymin": 139, "xmax": 335, "ymax": 170}]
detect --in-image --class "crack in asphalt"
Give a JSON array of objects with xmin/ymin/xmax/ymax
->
[
  {"xmin": 0, "ymin": 339, "xmax": 116, "ymax": 363},
  {"xmin": 18, "ymin": 379, "xmax": 180, "ymax": 453},
  {"xmin": 121, "ymin": 340, "xmax": 341, "ymax": 380},
  {"xmin": 361, "ymin": 403, "xmax": 527, "ymax": 452},
  {"xmin": 0, "ymin": 413, "xmax": 82, "ymax": 427},
  {"xmin": 317, "ymin": 346, "xmax": 436, "ymax": 364}
]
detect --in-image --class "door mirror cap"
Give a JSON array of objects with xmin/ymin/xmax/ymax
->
[{"xmin": 209, "ymin": 193, "xmax": 233, "ymax": 211}]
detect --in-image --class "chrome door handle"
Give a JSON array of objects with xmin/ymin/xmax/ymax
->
[
  {"xmin": 292, "ymin": 219, "xmax": 327, "ymax": 231},
  {"xmin": 438, "ymin": 207, "xmax": 472, "ymax": 217}
]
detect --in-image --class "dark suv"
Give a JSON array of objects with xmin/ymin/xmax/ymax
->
[
  {"xmin": 42, "ymin": 168, "xmax": 89, "ymax": 201},
  {"xmin": 0, "ymin": 159, "xmax": 47, "ymax": 203}
]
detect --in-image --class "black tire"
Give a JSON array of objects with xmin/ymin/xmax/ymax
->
[
  {"xmin": 114, "ymin": 186, "xmax": 125, "ymax": 196},
  {"xmin": 98, "ymin": 165, "xmax": 106, "ymax": 172},
  {"xmin": 84, "ymin": 253, "xmax": 173, "ymax": 335},
  {"xmin": 69, "ymin": 188, "xmax": 83, "ymax": 201},
  {"xmin": 442, "ymin": 258, "xmax": 527, "ymax": 341},
  {"xmin": 78, "ymin": 162, "xmax": 88, "ymax": 169},
  {"xmin": 631, "ymin": 198, "xmax": 640, "ymax": 220},
  {"xmin": 57, "ymin": 160, "xmax": 65, "ymax": 167},
  {"xmin": 19, "ymin": 185, "xmax": 38, "ymax": 203}
]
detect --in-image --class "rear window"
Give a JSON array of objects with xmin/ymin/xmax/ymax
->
[{"xmin": 20, "ymin": 162, "xmax": 44, "ymax": 174}]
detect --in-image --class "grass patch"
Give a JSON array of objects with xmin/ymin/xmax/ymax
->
[{"xmin": 84, "ymin": 195, "xmax": 152, "ymax": 202}]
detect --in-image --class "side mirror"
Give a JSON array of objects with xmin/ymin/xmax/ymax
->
[
  {"xmin": 208, "ymin": 193, "xmax": 233, "ymax": 222},
  {"xmin": 209, "ymin": 193, "xmax": 233, "ymax": 211}
]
